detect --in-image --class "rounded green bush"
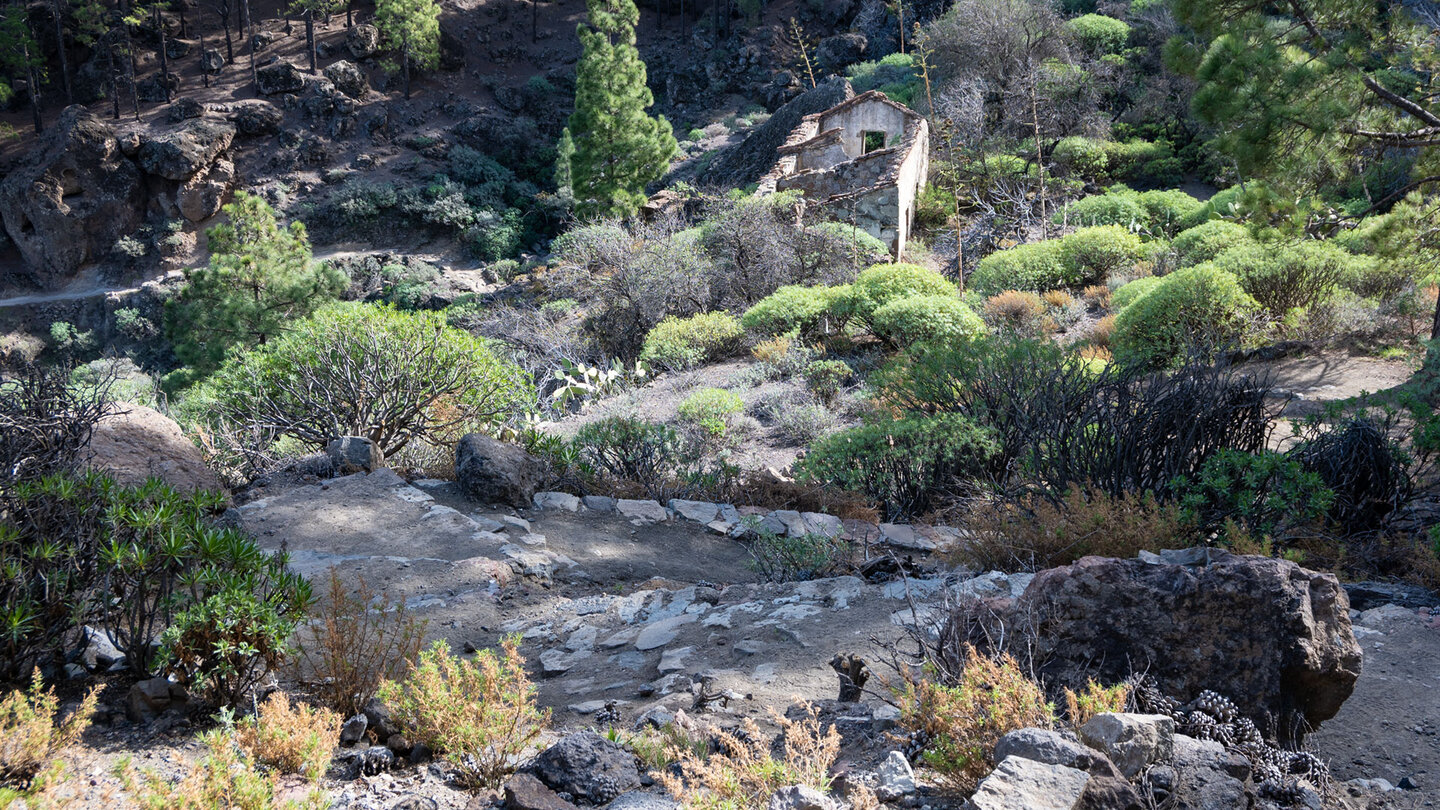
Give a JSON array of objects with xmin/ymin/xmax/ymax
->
[
  {"xmin": 677, "ymin": 387, "xmax": 745, "ymax": 437},
  {"xmin": 1066, "ymin": 13, "xmax": 1131, "ymax": 53},
  {"xmin": 1058, "ymin": 226, "xmax": 1145, "ymax": 285},
  {"xmin": 1060, "ymin": 193, "xmax": 1149, "ymax": 232},
  {"xmin": 741, "ymin": 285, "xmax": 850, "ymax": 336},
  {"xmin": 1110, "ymin": 275, "xmax": 1163, "ymax": 309},
  {"xmin": 1134, "ymin": 189, "xmax": 1203, "ymax": 235},
  {"xmin": 1210, "ymin": 240, "xmax": 1358, "ymax": 316},
  {"xmin": 639, "ymin": 311, "xmax": 744, "ymax": 370},
  {"xmin": 870, "ymin": 295, "xmax": 987, "ymax": 347},
  {"xmin": 972, "ymin": 241, "xmax": 1066, "ymax": 295},
  {"xmin": 1053, "ymin": 136, "xmax": 1110, "ymax": 179},
  {"xmin": 1111, "ymin": 265, "xmax": 1259, "ymax": 368},
  {"xmin": 850, "ymin": 263, "xmax": 958, "ymax": 321},
  {"xmin": 1171, "ymin": 220, "xmax": 1254, "ymax": 268}
]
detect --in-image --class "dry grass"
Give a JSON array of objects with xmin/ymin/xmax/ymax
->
[
  {"xmin": 1041, "ymin": 290, "xmax": 1075, "ymax": 309},
  {"xmin": 1063, "ymin": 680, "xmax": 1131, "ymax": 729},
  {"xmin": 235, "ymin": 692, "xmax": 341, "ymax": 781},
  {"xmin": 953, "ymin": 489, "xmax": 1198, "ymax": 572},
  {"xmin": 1081, "ymin": 284, "xmax": 1111, "ymax": 307},
  {"xmin": 751, "ymin": 335, "xmax": 795, "ymax": 365},
  {"xmin": 377, "ymin": 637, "xmax": 549, "ymax": 791},
  {"xmin": 740, "ymin": 473, "xmax": 880, "ymax": 522},
  {"xmin": 294, "ymin": 571, "xmax": 428, "ymax": 717},
  {"xmin": 658, "ymin": 705, "xmax": 844, "ymax": 810},
  {"xmin": 983, "ymin": 290, "xmax": 1055, "ymax": 336},
  {"xmin": 608, "ymin": 722, "xmax": 711, "ymax": 773},
  {"xmin": 1088, "ymin": 314, "xmax": 1117, "ymax": 348},
  {"xmin": 896, "ymin": 647, "xmax": 1055, "ymax": 794},
  {"xmin": 125, "ymin": 728, "xmax": 329, "ymax": 810},
  {"xmin": 0, "ymin": 673, "xmax": 100, "ymax": 789}
]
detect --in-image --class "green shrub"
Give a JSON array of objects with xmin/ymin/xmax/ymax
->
[
  {"xmin": 639, "ymin": 312, "xmax": 744, "ymax": 371},
  {"xmin": 678, "ymin": 388, "xmax": 745, "ymax": 437},
  {"xmin": 870, "ymin": 295, "xmax": 987, "ymax": 347},
  {"xmin": 161, "ymin": 586, "xmax": 308, "ymax": 708},
  {"xmin": 1059, "ymin": 187, "xmax": 1201, "ymax": 238},
  {"xmin": 184, "ymin": 303, "xmax": 533, "ymax": 458},
  {"xmin": 808, "ymin": 222, "xmax": 890, "ymax": 261},
  {"xmin": 1059, "ymin": 226, "xmax": 1145, "ymax": 285},
  {"xmin": 798, "ymin": 414, "xmax": 998, "ymax": 520},
  {"xmin": 1210, "ymin": 240, "xmax": 1356, "ymax": 316},
  {"xmin": 1173, "ymin": 449, "xmax": 1335, "ymax": 539},
  {"xmin": 972, "ymin": 227, "xmax": 1142, "ymax": 294},
  {"xmin": 1134, "ymin": 189, "xmax": 1204, "ymax": 235},
  {"xmin": 741, "ymin": 285, "xmax": 851, "ymax": 337},
  {"xmin": 1177, "ymin": 184, "xmax": 1261, "ymax": 230},
  {"xmin": 1110, "ymin": 276, "xmax": 1162, "ymax": 309},
  {"xmin": 572, "ymin": 417, "xmax": 683, "ymax": 496},
  {"xmin": 1066, "ymin": 13, "xmax": 1131, "ymax": 54},
  {"xmin": 378, "ymin": 638, "xmax": 548, "ymax": 790},
  {"xmin": 803, "ymin": 360, "xmax": 852, "ymax": 406},
  {"xmin": 744, "ymin": 523, "xmax": 850, "ymax": 582},
  {"xmin": 1171, "ymin": 220, "xmax": 1254, "ymax": 267},
  {"xmin": 850, "ymin": 263, "xmax": 959, "ymax": 322},
  {"xmin": 1111, "ymin": 265, "xmax": 1259, "ymax": 367}
]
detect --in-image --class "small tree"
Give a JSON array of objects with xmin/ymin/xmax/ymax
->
[
  {"xmin": 568, "ymin": 0, "xmax": 678, "ymax": 219},
  {"xmin": 192, "ymin": 302, "xmax": 534, "ymax": 456},
  {"xmin": 165, "ymin": 192, "xmax": 346, "ymax": 383},
  {"xmin": 0, "ymin": 7, "xmax": 47, "ymax": 134},
  {"xmin": 290, "ymin": 0, "xmax": 341, "ymax": 74},
  {"xmin": 555, "ymin": 127, "xmax": 576, "ymax": 204},
  {"xmin": 374, "ymin": 0, "xmax": 439, "ymax": 99}
]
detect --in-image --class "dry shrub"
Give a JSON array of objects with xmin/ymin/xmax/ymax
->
[
  {"xmin": 954, "ymin": 489, "xmax": 1198, "ymax": 572},
  {"xmin": 659, "ymin": 705, "xmax": 841, "ymax": 810},
  {"xmin": 1075, "ymin": 345, "xmax": 1112, "ymax": 365},
  {"xmin": 377, "ymin": 637, "xmax": 549, "ymax": 790},
  {"xmin": 1088, "ymin": 314, "xmax": 1117, "ymax": 348},
  {"xmin": 125, "ymin": 728, "xmax": 329, "ymax": 810},
  {"xmin": 1041, "ymin": 290, "xmax": 1074, "ymax": 309},
  {"xmin": 982, "ymin": 290, "xmax": 1054, "ymax": 336},
  {"xmin": 739, "ymin": 472, "xmax": 880, "ymax": 522},
  {"xmin": 294, "ymin": 571, "xmax": 428, "ymax": 717},
  {"xmin": 1081, "ymin": 284, "xmax": 1111, "ymax": 307},
  {"xmin": 1063, "ymin": 680, "xmax": 1131, "ymax": 729},
  {"xmin": 235, "ymin": 692, "xmax": 341, "ymax": 781},
  {"xmin": 751, "ymin": 335, "xmax": 794, "ymax": 364},
  {"xmin": 896, "ymin": 647, "xmax": 1054, "ymax": 794},
  {"xmin": 0, "ymin": 674, "xmax": 99, "ymax": 788}
]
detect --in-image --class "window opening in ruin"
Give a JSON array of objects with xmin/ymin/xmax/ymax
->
[{"xmin": 862, "ymin": 131, "xmax": 886, "ymax": 153}]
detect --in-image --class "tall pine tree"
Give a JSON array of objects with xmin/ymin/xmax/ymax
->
[
  {"xmin": 375, "ymin": 0, "xmax": 439, "ymax": 99},
  {"xmin": 568, "ymin": 0, "xmax": 677, "ymax": 220}
]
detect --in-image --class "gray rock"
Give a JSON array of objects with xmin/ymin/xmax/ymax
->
[
  {"xmin": 801, "ymin": 512, "xmax": 843, "ymax": 538},
  {"xmin": 359, "ymin": 745, "xmax": 395, "ymax": 776},
  {"xmin": 617, "ymin": 499, "xmax": 669, "ymax": 523},
  {"xmin": 767, "ymin": 785, "xmax": 834, "ymax": 810},
  {"xmin": 346, "ymin": 24, "xmax": 381, "ymax": 59},
  {"xmin": 1163, "ymin": 735, "xmax": 1251, "ymax": 809},
  {"xmin": 1358, "ymin": 603, "xmax": 1420, "ymax": 627},
  {"xmin": 1078, "ymin": 714, "xmax": 1173, "ymax": 779},
  {"xmin": 532, "ymin": 732, "xmax": 643, "ymax": 805},
  {"xmin": 327, "ymin": 436, "xmax": 384, "ymax": 474},
  {"xmin": 669, "ymin": 499, "xmax": 719, "ymax": 523},
  {"xmin": 80, "ymin": 626, "xmax": 124, "ymax": 671},
  {"xmin": 324, "ymin": 59, "xmax": 369, "ymax": 99},
  {"xmin": 126, "ymin": 677, "xmax": 187, "ymax": 722},
  {"xmin": 229, "ymin": 99, "xmax": 284, "ymax": 135},
  {"xmin": 994, "ymin": 728, "xmax": 1121, "ymax": 778},
  {"xmin": 772, "ymin": 510, "xmax": 807, "ymax": 537},
  {"xmin": 385, "ymin": 734, "xmax": 412, "ymax": 755},
  {"xmin": 633, "ymin": 706, "xmax": 676, "ymax": 730},
  {"xmin": 815, "ymin": 32, "xmax": 867, "ymax": 72},
  {"xmin": 879, "ymin": 523, "xmax": 934, "ymax": 550},
  {"xmin": 535, "ymin": 491, "xmax": 582, "ymax": 512},
  {"xmin": 635, "ymin": 614, "xmax": 698, "ymax": 651},
  {"xmin": 137, "ymin": 118, "xmax": 236, "ymax": 181},
  {"xmin": 583, "ymin": 495, "xmax": 616, "ymax": 513},
  {"xmin": 657, "ymin": 646, "xmax": 693, "ymax": 674},
  {"xmin": 606, "ymin": 792, "xmax": 679, "ymax": 810},
  {"xmin": 167, "ymin": 97, "xmax": 204, "ymax": 122},
  {"xmin": 256, "ymin": 60, "xmax": 307, "ymax": 95},
  {"xmin": 965, "ymin": 756, "xmax": 1091, "ymax": 810},
  {"xmin": 340, "ymin": 713, "xmax": 369, "ymax": 745},
  {"xmin": 201, "ymin": 48, "xmax": 225, "ymax": 73},
  {"xmin": 875, "ymin": 750, "xmax": 916, "ymax": 800},
  {"xmin": 507, "ymin": 773, "xmax": 579, "ymax": 810},
  {"xmin": 1157, "ymin": 547, "xmax": 1212, "ymax": 566},
  {"xmin": 0, "ymin": 107, "xmax": 145, "ymax": 285},
  {"xmin": 456, "ymin": 434, "xmax": 543, "ymax": 508}
]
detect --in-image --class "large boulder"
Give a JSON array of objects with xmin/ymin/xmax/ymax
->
[
  {"xmin": 137, "ymin": 117, "xmax": 237, "ymax": 181},
  {"xmin": 815, "ymin": 33, "xmax": 867, "ymax": 73},
  {"xmin": 85, "ymin": 404, "xmax": 226, "ymax": 493},
  {"xmin": 324, "ymin": 59, "xmax": 369, "ymax": 99},
  {"xmin": 946, "ymin": 553, "xmax": 1362, "ymax": 741},
  {"xmin": 229, "ymin": 99, "xmax": 284, "ymax": 136},
  {"xmin": 175, "ymin": 157, "xmax": 235, "ymax": 222},
  {"xmin": 256, "ymin": 60, "xmax": 307, "ymax": 95},
  {"xmin": 0, "ymin": 106, "xmax": 145, "ymax": 285},
  {"xmin": 455, "ymin": 433, "xmax": 543, "ymax": 509},
  {"xmin": 531, "ymin": 732, "xmax": 642, "ymax": 805},
  {"xmin": 346, "ymin": 24, "xmax": 381, "ymax": 59}
]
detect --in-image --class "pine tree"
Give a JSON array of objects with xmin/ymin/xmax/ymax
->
[
  {"xmin": 0, "ymin": 6, "xmax": 46, "ymax": 134},
  {"xmin": 290, "ymin": 0, "xmax": 341, "ymax": 74},
  {"xmin": 374, "ymin": 0, "xmax": 439, "ymax": 99},
  {"xmin": 164, "ymin": 192, "xmax": 347, "ymax": 381},
  {"xmin": 555, "ymin": 127, "xmax": 576, "ymax": 204},
  {"xmin": 568, "ymin": 0, "xmax": 678, "ymax": 220}
]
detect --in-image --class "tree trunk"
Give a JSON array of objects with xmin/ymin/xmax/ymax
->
[
  {"xmin": 248, "ymin": 0, "xmax": 258, "ymax": 91},
  {"xmin": 304, "ymin": 7, "xmax": 315, "ymax": 73},
  {"xmin": 221, "ymin": 0, "xmax": 233, "ymax": 63},
  {"xmin": 52, "ymin": 0, "xmax": 73, "ymax": 104},
  {"xmin": 24, "ymin": 42, "xmax": 42, "ymax": 134},
  {"xmin": 1431, "ymin": 288, "xmax": 1439, "ymax": 341},
  {"xmin": 109, "ymin": 37, "xmax": 121, "ymax": 118},
  {"xmin": 1030, "ymin": 74, "xmax": 1047, "ymax": 238},
  {"xmin": 127, "ymin": 25, "xmax": 140, "ymax": 119},
  {"xmin": 240, "ymin": 0, "xmax": 251, "ymax": 37},
  {"xmin": 532, "ymin": 0, "xmax": 536, "ymax": 42},
  {"xmin": 346, "ymin": 0, "xmax": 352, "ymax": 27},
  {"xmin": 200, "ymin": 27, "xmax": 209, "ymax": 85},
  {"xmin": 897, "ymin": 0, "xmax": 904, "ymax": 54},
  {"xmin": 178, "ymin": 5, "xmax": 186, "ymax": 37},
  {"xmin": 402, "ymin": 40, "xmax": 411, "ymax": 98},
  {"xmin": 156, "ymin": 5, "xmax": 171, "ymax": 103}
]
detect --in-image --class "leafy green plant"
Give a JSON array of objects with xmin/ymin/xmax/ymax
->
[
  {"xmin": 1110, "ymin": 265, "xmax": 1259, "ymax": 368},
  {"xmin": 740, "ymin": 285, "xmax": 851, "ymax": 337},
  {"xmin": 869, "ymin": 295, "xmax": 986, "ymax": 347},
  {"xmin": 802, "ymin": 360, "xmax": 852, "ymax": 406},
  {"xmin": 1109, "ymin": 276, "xmax": 1161, "ymax": 309},
  {"xmin": 639, "ymin": 312, "xmax": 744, "ymax": 371},
  {"xmin": 550, "ymin": 358, "xmax": 651, "ymax": 408},
  {"xmin": 1170, "ymin": 220, "xmax": 1254, "ymax": 267},
  {"xmin": 678, "ymin": 388, "xmax": 745, "ymax": 438},
  {"xmin": 798, "ymin": 414, "xmax": 998, "ymax": 520},
  {"xmin": 743, "ymin": 522, "xmax": 850, "ymax": 582},
  {"xmin": 160, "ymin": 586, "xmax": 310, "ymax": 709},
  {"xmin": 849, "ymin": 263, "xmax": 958, "ymax": 323},
  {"xmin": 572, "ymin": 417, "xmax": 684, "ymax": 497},
  {"xmin": 378, "ymin": 638, "xmax": 549, "ymax": 790},
  {"xmin": 1172, "ymin": 449, "xmax": 1335, "ymax": 539}
]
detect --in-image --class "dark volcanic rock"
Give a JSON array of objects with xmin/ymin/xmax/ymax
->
[
  {"xmin": 0, "ymin": 106, "xmax": 145, "ymax": 285},
  {"xmin": 947, "ymin": 553, "xmax": 1362, "ymax": 741},
  {"xmin": 229, "ymin": 99, "xmax": 285, "ymax": 135},
  {"xmin": 531, "ymin": 732, "xmax": 642, "ymax": 805},
  {"xmin": 455, "ymin": 433, "xmax": 543, "ymax": 509},
  {"xmin": 137, "ymin": 118, "xmax": 236, "ymax": 181}
]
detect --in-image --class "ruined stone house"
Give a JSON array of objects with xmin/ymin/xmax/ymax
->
[{"xmin": 758, "ymin": 90, "xmax": 929, "ymax": 260}]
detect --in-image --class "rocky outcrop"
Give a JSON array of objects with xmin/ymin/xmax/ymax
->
[
  {"xmin": 531, "ymin": 732, "xmax": 642, "ymax": 805},
  {"xmin": 946, "ymin": 553, "xmax": 1363, "ymax": 740},
  {"xmin": 456, "ymin": 433, "xmax": 543, "ymax": 509},
  {"xmin": 0, "ymin": 106, "xmax": 145, "ymax": 286},
  {"xmin": 346, "ymin": 24, "xmax": 381, "ymax": 59},
  {"xmin": 257, "ymin": 60, "xmax": 307, "ymax": 95},
  {"xmin": 324, "ymin": 60, "xmax": 369, "ymax": 99},
  {"xmin": 137, "ymin": 118, "xmax": 236, "ymax": 181},
  {"xmin": 229, "ymin": 99, "xmax": 285, "ymax": 136},
  {"xmin": 85, "ymin": 404, "xmax": 226, "ymax": 493},
  {"xmin": 697, "ymin": 78, "xmax": 853, "ymax": 188},
  {"xmin": 815, "ymin": 33, "xmax": 867, "ymax": 73}
]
